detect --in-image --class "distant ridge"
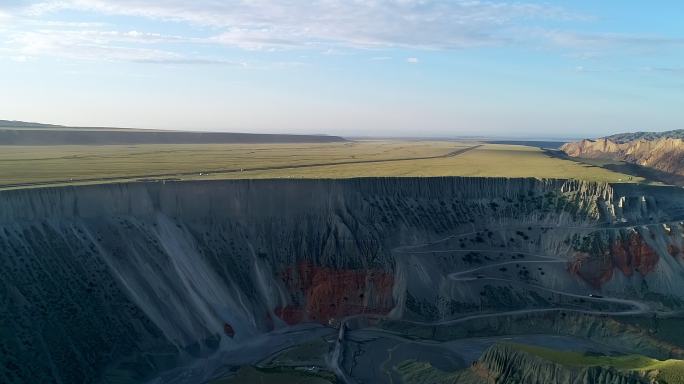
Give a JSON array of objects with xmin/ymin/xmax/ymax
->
[
  {"xmin": 605, "ymin": 129, "xmax": 684, "ymax": 143},
  {"xmin": 561, "ymin": 130, "xmax": 684, "ymax": 184},
  {"xmin": 0, "ymin": 120, "xmax": 347, "ymax": 145},
  {"xmin": 0, "ymin": 120, "xmax": 64, "ymax": 129}
]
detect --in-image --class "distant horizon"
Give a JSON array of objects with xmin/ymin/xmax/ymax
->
[
  {"xmin": 0, "ymin": 118, "xmax": 591, "ymax": 141},
  {"xmin": 1, "ymin": 1, "xmax": 683, "ymax": 138}
]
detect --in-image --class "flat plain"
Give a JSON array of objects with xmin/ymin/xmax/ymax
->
[{"xmin": 0, "ymin": 141, "xmax": 646, "ymax": 189}]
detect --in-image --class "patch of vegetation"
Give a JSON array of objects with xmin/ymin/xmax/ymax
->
[
  {"xmin": 405, "ymin": 293, "xmax": 440, "ymax": 321},
  {"xmin": 395, "ymin": 360, "xmax": 462, "ymax": 384},
  {"xmin": 617, "ymin": 317, "xmax": 684, "ymax": 349},
  {"xmin": 406, "ymin": 292, "xmax": 478, "ymax": 320},
  {"xmin": 209, "ymin": 365, "xmax": 337, "ymax": 384},
  {"xmin": 569, "ymin": 231, "xmax": 610, "ymax": 254},
  {"xmin": 262, "ymin": 339, "xmax": 330, "ymax": 368},
  {"xmin": 462, "ymin": 251, "xmax": 482, "ymax": 264}
]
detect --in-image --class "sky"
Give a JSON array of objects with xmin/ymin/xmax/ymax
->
[{"xmin": 0, "ymin": 1, "xmax": 683, "ymax": 139}]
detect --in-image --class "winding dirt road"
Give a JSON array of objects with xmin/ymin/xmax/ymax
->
[{"xmin": 330, "ymin": 224, "xmax": 659, "ymax": 383}]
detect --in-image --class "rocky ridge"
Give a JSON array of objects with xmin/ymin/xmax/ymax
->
[
  {"xmin": 561, "ymin": 137, "xmax": 684, "ymax": 181},
  {"xmin": 465, "ymin": 344, "xmax": 651, "ymax": 384}
]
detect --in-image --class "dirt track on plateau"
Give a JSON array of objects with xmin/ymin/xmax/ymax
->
[{"xmin": 0, "ymin": 144, "xmax": 482, "ymax": 190}]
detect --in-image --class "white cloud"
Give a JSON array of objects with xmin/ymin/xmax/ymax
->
[
  {"xmin": 0, "ymin": 0, "xmax": 587, "ymax": 63},
  {"xmin": 22, "ymin": 0, "xmax": 580, "ymax": 50},
  {"xmin": 3, "ymin": 1, "xmax": 678, "ymax": 65},
  {"xmin": 28, "ymin": 20, "xmax": 109, "ymax": 28},
  {"xmin": 540, "ymin": 30, "xmax": 684, "ymax": 50},
  {"xmin": 7, "ymin": 28, "xmax": 211, "ymax": 63},
  {"xmin": 406, "ymin": 57, "xmax": 419, "ymax": 64},
  {"xmin": 646, "ymin": 67, "xmax": 684, "ymax": 76},
  {"xmin": 0, "ymin": 9, "xmax": 12, "ymax": 26}
]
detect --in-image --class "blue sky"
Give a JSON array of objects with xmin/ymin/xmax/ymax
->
[{"xmin": 0, "ymin": 1, "xmax": 683, "ymax": 139}]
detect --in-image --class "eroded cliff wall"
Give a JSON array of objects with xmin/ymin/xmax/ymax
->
[
  {"xmin": 561, "ymin": 137, "xmax": 684, "ymax": 181},
  {"xmin": 2, "ymin": 178, "xmax": 684, "ymax": 383}
]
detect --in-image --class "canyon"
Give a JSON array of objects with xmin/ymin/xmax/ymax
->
[{"xmin": 2, "ymin": 178, "xmax": 684, "ymax": 383}]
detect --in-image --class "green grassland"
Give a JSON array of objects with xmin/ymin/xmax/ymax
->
[
  {"xmin": 0, "ymin": 141, "xmax": 647, "ymax": 189},
  {"xmin": 261, "ymin": 339, "xmax": 330, "ymax": 368},
  {"xmin": 228, "ymin": 144, "xmax": 645, "ymax": 182},
  {"xmin": 396, "ymin": 360, "xmax": 461, "ymax": 384},
  {"xmin": 511, "ymin": 343, "xmax": 684, "ymax": 383},
  {"xmin": 209, "ymin": 366, "xmax": 335, "ymax": 384}
]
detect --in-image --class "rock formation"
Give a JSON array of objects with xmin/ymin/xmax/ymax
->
[{"xmin": 561, "ymin": 135, "xmax": 684, "ymax": 182}]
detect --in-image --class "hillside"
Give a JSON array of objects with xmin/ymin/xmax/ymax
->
[
  {"xmin": 0, "ymin": 120, "xmax": 64, "ymax": 129},
  {"xmin": 449, "ymin": 344, "xmax": 655, "ymax": 384},
  {"xmin": 561, "ymin": 134, "xmax": 684, "ymax": 183}
]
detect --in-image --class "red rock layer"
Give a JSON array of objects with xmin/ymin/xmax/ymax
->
[
  {"xmin": 274, "ymin": 262, "xmax": 394, "ymax": 325},
  {"xmin": 223, "ymin": 323, "xmax": 235, "ymax": 338},
  {"xmin": 568, "ymin": 252, "xmax": 613, "ymax": 289},
  {"xmin": 610, "ymin": 233, "xmax": 659, "ymax": 276},
  {"xmin": 668, "ymin": 244, "xmax": 681, "ymax": 258},
  {"xmin": 569, "ymin": 233, "xmax": 659, "ymax": 288}
]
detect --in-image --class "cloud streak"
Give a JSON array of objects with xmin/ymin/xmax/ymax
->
[
  {"xmin": 0, "ymin": 8, "xmax": 13, "ymax": 27},
  {"xmin": 1, "ymin": 0, "xmax": 682, "ymax": 66},
  {"xmin": 19, "ymin": 0, "xmax": 581, "ymax": 50},
  {"xmin": 5, "ymin": 27, "xmax": 195, "ymax": 62},
  {"xmin": 542, "ymin": 30, "xmax": 684, "ymax": 49}
]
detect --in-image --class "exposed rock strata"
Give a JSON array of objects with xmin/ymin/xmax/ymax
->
[
  {"xmin": 561, "ymin": 137, "xmax": 684, "ymax": 180},
  {"xmin": 275, "ymin": 262, "xmax": 394, "ymax": 325},
  {"xmin": 2, "ymin": 178, "xmax": 684, "ymax": 382},
  {"xmin": 568, "ymin": 230, "xmax": 660, "ymax": 288}
]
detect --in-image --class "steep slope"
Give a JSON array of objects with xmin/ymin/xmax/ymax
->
[
  {"xmin": 561, "ymin": 136, "xmax": 684, "ymax": 181},
  {"xmin": 459, "ymin": 344, "xmax": 651, "ymax": 384},
  {"xmin": 2, "ymin": 178, "xmax": 684, "ymax": 383}
]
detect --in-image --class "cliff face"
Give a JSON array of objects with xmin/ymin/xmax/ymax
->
[
  {"xmin": 561, "ymin": 137, "xmax": 684, "ymax": 180},
  {"xmin": 2, "ymin": 178, "xmax": 684, "ymax": 383},
  {"xmin": 466, "ymin": 344, "xmax": 649, "ymax": 384},
  {"xmin": 567, "ymin": 230, "xmax": 660, "ymax": 289}
]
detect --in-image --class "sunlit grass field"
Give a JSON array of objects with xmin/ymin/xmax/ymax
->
[
  {"xmin": 0, "ymin": 141, "xmax": 645, "ymax": 189},
  {"xmin": 229, "ymin": 143, "xmax": 643, "ymax": 182}
]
